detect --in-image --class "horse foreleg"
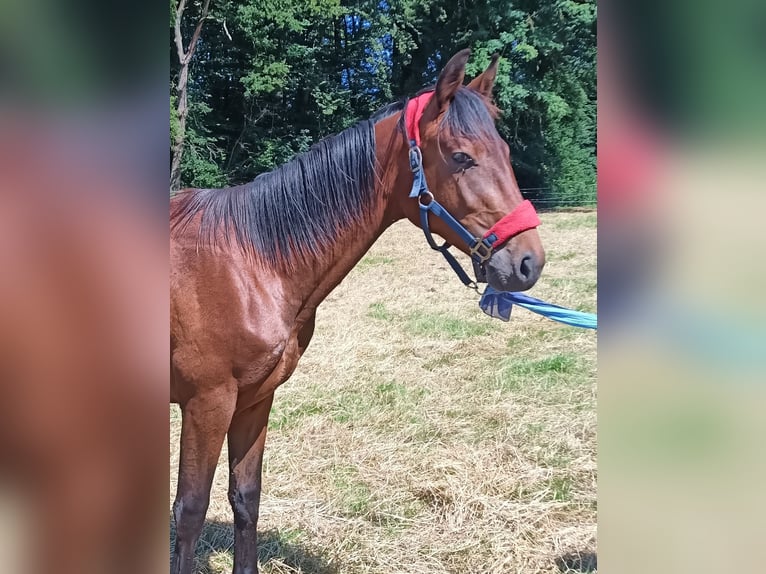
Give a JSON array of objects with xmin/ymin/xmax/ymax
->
[
  {"xmin": 226, "ymin": 393, "xmax": 274, "ymax": 574},
  {"xmin": 171, "ymin": 384, "xmax": 237, "ymax": 574}
]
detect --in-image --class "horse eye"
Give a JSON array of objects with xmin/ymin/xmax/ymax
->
[{"xmin": 452, "ymin": 152, "xmax": 475, "ymax": 166}]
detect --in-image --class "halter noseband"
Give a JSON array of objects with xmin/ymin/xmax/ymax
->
[{"xmin": 404, "ymin": 91, "xmax": 541, "ymax": 288}]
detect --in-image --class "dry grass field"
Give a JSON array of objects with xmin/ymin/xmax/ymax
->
[{"xmin": 170, "ymin": 210, "xmax": 597, "ymax": 574}]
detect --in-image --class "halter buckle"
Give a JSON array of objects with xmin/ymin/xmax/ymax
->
[
  {"xmin": 470, "ymin": 241, "xmax": 493, "ymax": 264},
  {"xmin": 409, "ymin": 145, "xmax": 423, "ymax": 172}
]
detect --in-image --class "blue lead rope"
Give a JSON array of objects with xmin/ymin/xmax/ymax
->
[{"xmin": 479, "ymin": 287, "xmax": 597, "ymax": 329}]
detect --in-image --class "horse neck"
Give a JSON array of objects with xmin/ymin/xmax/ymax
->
[{"xmin": 289, "ymin": 113, "xmax": 410, "ymax": 312}]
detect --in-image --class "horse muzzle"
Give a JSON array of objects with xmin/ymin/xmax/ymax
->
[{"xmin": 483, "ymin": 241, "xmax": 545, "ymax": 292}]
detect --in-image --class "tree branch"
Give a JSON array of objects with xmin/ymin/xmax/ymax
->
[
  {"xmin": 173, "ymin": 0, "xmax": 187, "ymax": 63},
  {"xmin": 174, "ymin": 0, "xmax": 211, "ymax": 65},
  {"xmin": 183, "ymin": 0, "xmax": 211, "ymax": 65},
  {"xmin": 402, "ymin": 22, "xmax": 423, "ymax": 51}
]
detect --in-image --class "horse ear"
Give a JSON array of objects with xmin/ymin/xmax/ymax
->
[
  {"xmin": 429, "ymin": 49, "xmax": 471, "ymax": 116},
  {"xmin": 467, "ymin": 53, "xmax": 500, "ymax": 98}
]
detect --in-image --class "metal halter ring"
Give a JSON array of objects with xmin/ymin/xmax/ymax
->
[{"xmin": 417, "ymin": 189, "xmax": 434, "ymax": 208}]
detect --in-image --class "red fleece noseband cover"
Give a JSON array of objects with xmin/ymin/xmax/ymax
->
[
  {"xmin": 483, "ymin": 200, "xmax": 540, "ymax": 246},
  {"xmin": 405, "ymin": 91, "xmax": 435, "ymax": 146}
]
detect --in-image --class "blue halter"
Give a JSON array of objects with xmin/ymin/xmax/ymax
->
[{"xmin": 408, "ymin": 143, "xmax": 494, "ymax": 288}]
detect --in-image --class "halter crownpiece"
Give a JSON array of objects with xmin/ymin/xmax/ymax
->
[
  {"xmin": 404, "ymin": 91, "xmax": 541, "ymax": 287},
  {"xmin": 405, "ymin": 91, "xmax": 434, "ymax": 147}
]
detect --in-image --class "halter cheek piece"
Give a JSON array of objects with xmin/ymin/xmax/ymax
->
[{"xmin": 404, "ymin": 91, "xmax": 541, "ymax": 288}]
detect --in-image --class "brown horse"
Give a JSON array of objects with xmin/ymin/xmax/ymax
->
[{"xmin": 170, "ymin": 49, "xmax": 545, "ymax": 574}]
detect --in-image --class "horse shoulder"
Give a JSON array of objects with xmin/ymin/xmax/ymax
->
[{"xmin": 171, "ymin": 246, "xmax": 295, "ymax": 392}]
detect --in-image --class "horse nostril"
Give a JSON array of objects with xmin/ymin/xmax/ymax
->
[{"xmin": 519, "ymin": 253, "xmax": 535, "ymax": 280}]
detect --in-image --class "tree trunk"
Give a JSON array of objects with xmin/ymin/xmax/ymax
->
[
  {"xmin": 170, "ymin": 65, "xmax": 189, "ymax": 191},
  {"xmin": 170, "ymin": 0, "xmax": 211, "ymax": 191}
]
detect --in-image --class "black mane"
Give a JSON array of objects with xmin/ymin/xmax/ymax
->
[{"xmin": 170, "ymin": 87, "xmax": 496, "ymax": 270}]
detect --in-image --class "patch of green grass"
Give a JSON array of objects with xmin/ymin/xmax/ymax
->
[
  {"xmin": 548, "ymin": 277, "xmax": 570, "ymax": 288},
  {"xmin": 331, "ymin": 464, "xmax": 371, "ymax": 516},
  {"xmin": 549, "ymin": 250, "xmax": 579, "ymax": 261},
  {"xmin": 550, "ymin": 213, "xmax": 597, "ymax": 230},
  {"xmin": 530, "ymin": 354, "xmax": 579, "ymax": 374},
  {"xmin": 492, "ymin": 354, "xmax": 582, "ymax": 393},
  {"xmin": 373, "ymin": 381, "xmax": 429, "ymax": 407},
  {"xmin": 329, "ymin": 381, "xmax": 428, "ymax": 426},
  {"xmin": 548, "ymin": 276, "xmax": 597, "ymax": 295},
  {"xmin": 494, "ymin": 374, "xmax": 523, "ymax": 392},
  {"xmin": 505, "ymin": 325, "xmax": 584, "ymax": 345},
  {"xmin": 329, "ymin": 389, "xmax": 369, "ymax": 424},
  {"xmin": 267, "ymin": 527, "xmax": 305, "ymax": 546},
  {"xmin": 367, "ymin": 301, "xmax": 393, "ymax": 321},
  {"xmin": 405, "ymin": 311, "xmax": 494, "ymax": 340},
  {"xmin": 269, "ymin": 401, "xmax": 325, "ymax": 431},
  {"xmin": 543, "ymin": 450, "xmax": 573, "ymax": 469},
  {"xmin": 357, "ymin": 254, "xmax": 394, "ymax": 270},
  {"xmin": 506, "ymin": 354, "xmax": 579, "ymax": 377},
  {"xmin": 545, "ymin": 276, "xmax": 597, "ymax": 313},
  {"xmin": 547, "ymin": 474, "xmax": 573, "ymax": 502}
]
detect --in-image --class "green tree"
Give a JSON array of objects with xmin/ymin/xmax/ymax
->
[{"xmin": 170, "ymin": 0, "xmax": 596, "ymax": 207}]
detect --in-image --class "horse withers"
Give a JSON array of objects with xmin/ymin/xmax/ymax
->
[{"xmin": 170, "ymin": 49, "xmax": 545, "ymax": 574}]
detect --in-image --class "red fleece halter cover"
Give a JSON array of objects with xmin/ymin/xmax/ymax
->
[
  {"xmin": 404, "ymin": 91, "xmax": 540, "ymax": 248},
  {"xmin": 483, "ymin": 200, "xmax": 540, "ymax": 246},
  {"xmin": 405, "ymin": 91, "xmax": 435, "ymax": 146}
]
